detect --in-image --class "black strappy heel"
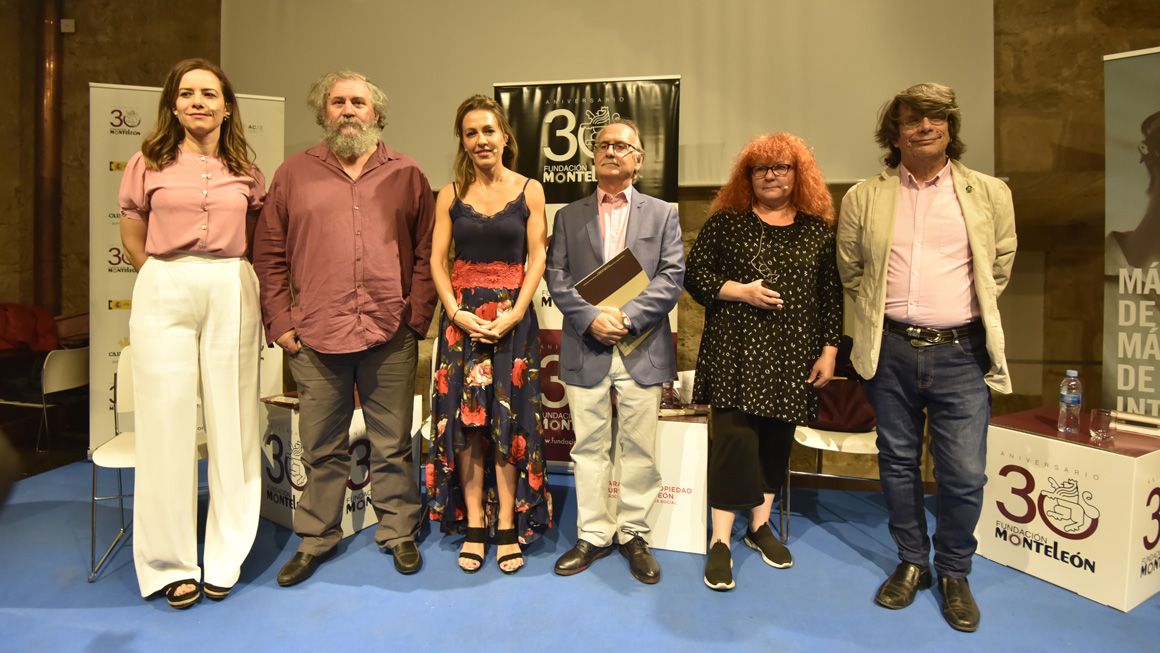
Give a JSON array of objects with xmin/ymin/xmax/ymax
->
[
  {"xmin": 495, "ymin": 528, "xmax": 525, "ymax": 575},
  {"xmin": 458, "ymin": 526, "xmax": 488, "ymax": 573}
]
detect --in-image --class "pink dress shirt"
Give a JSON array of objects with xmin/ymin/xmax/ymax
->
[
  {"xmin": 118, "ymin": 150, "xmax": 265, "ymax": 258},
  {"xmin": 252, "ymin": 141, "xmax": 437, "ymax": 355},
  {"xmin": 884, "ymin": 161, "xmax": 980, "ymax": 329},
  {"xmin": 597, "ymin": 185, "xmax": 632, "ymax": 262}
]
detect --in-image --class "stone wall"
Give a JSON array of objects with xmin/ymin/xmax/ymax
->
[
  {"xmin": 0, "ymin": 0, "xmax": 37, "ymax": 304},
  {"xmin": 1, "ymin": 0, "xmax": 220, "ymax": 314},
  {"xmin": 996, "ymin": 0, "xmax": 1160, "ymax": 405}
]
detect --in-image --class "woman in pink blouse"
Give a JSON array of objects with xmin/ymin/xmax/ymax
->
[{"xmin": 118, "ymin": 58, "xmax": 265, "ymax": 609}]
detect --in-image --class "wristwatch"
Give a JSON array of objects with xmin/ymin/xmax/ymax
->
[{"xmin": 620, "ymin": 311, "xmax": 632, "ymax": 330}]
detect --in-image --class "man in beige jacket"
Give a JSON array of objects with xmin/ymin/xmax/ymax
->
[{"xmin": 836, "ymin": 83, "xmax": 1016, "ymax": 633}]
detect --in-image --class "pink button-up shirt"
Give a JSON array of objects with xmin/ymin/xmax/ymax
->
[
  {"xmin": 118, "ymin": 150, "xmax": 265, "ymax": 258},
  {"xmin": 252, "ymin": 141, "xmax": 436, "ymax": 355},
  {"xmin": 884, "ymin": 161, "xmax": 980, "ymax": 329},
  {"xmin": 597, "ymin": 185, "xmax": 632, "ymax": 262}
]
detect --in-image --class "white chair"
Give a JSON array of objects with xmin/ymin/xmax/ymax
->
[
  {"xmin": 411, "ymin": 394, "xmax": 429, "ymax": 526},
  {"xmin": 0, "ymin": 346, "xmax": 89, "ymax": 452},
  {"xmin": 778, "ymin": 425, "xmax": 879, "ymax": 542},
  {"xmin": 88, "ymin": 346, "xmax": 207, "ymax": 581},
  {"xmin": 88, "ymin": 346, "xmax": 135, "ymax": 581},
  {"xmin": 414, "ymin": 348, "xmax": 438, "ymax": 485}
]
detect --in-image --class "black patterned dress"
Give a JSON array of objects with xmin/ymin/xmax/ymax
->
[
  {"xmin": 685, "ymin": 210, "xmax": 842, "ymax": 423},
  {"xmin": 425, "ymin": 182, "xmax": 552, "ymax": 543}
]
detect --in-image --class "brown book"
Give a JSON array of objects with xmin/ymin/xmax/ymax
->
[{"xmin": 574, "ymin": 248, "xmax": 653, "ymax": 356}]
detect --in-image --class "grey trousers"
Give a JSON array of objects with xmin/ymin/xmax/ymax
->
[{"xmin": 287, "ymin": 328, "xmax": 421, "ymax": 555}]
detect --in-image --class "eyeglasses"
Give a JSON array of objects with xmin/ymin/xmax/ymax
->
[
  {"xmin": 901, "ymin": 113, "xmax": 948, "ymax": 129},
  {"xmin": 750, "ymin": 163, "xmax": 794, "ymax": 179},
  {"xmin": 594, "ymin": 141, "xmax": 641, "ymax": 156}
]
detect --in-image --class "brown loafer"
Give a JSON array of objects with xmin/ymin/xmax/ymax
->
[
  {"xmin": 277, "ymin": 549, "xmax": 335, "ymax": 587},
  {"xmin": 389, "ymin": 540, "xmax": 422, "ymax": 575}
]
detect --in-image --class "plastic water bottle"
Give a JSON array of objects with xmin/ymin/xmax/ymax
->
[{"xmin": 1057, "ymin": 370, "xmax": 1082, "ymax": 434}]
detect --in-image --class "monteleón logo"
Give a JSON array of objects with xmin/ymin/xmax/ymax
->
[
  {"xmin": 109, "ymin": 108, "xmax": 142, "ymax": 136},
  {"xmin": 992, "ymin": 466, "xmax": 1102, "ymax": 574},
  {"xmin": 1039, "ymin": 476, "xmax": 1101, "ymax": 539},
  {"xmin": 540, "ymin": 104, "xmax": 622, "ymax": 183}
]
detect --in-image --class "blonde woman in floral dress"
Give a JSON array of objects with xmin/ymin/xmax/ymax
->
[{"xmin": 426, "ymin": 95, "xmax": 552, "ymax": 574}]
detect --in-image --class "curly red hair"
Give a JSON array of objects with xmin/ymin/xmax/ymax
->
[{"xmin": 710, "ymin": 133, "xmax": 833, "ymax": 223}]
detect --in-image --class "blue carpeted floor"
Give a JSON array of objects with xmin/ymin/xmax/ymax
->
[{"xmin": 0, "ymin": 463, "xmax": 1155, "ymax": 652}]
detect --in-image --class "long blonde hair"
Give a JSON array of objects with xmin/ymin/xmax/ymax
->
[{"xmin": 452, "ymin": 95, "xmax": 518, "ymax": 198}]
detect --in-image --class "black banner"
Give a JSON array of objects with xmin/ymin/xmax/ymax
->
[
  {"xmin": 495, "ymin": 77, "xmax": 680, "ymax": 204},
  {"xmin": 496, "ymin": 76, "xmax": 680, "ymax": 467}
]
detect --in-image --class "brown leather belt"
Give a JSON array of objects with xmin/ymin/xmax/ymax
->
[{"xmin": 884, "ymin": 319, "xmax": 982, "ymax": 347}]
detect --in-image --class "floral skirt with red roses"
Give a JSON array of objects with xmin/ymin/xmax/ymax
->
[{"xmin": 426, "ymin": 270, "xmax": 553, "ymax": 544}]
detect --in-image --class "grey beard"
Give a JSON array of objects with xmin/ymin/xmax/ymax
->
[{"xmin": 325, "ymin": 122, "xmax": 381, "ymax": 159}]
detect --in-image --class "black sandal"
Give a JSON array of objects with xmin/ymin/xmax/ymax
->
[
  {"xmin": 203, "ymin": 582, "xmax": 232, "ymax": 601},
  {"xmin": 495, "ymin": 528, "xmax": 524, "ymax": 575},
  {"xmin": 163, "ymin": 579, "xmax": 201, "ymax": 609},
  {"xmin": 458, "ymin": 527, "xmax": 487, "ymax": 574}
]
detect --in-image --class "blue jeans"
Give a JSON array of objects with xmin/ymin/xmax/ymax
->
[{"xmin": 864, "ymin": 328, "xmax": 991, "ymax": 579}]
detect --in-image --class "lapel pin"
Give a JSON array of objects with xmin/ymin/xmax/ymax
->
[{"xmin": 966, "ymin": 185, "xmax": 974, "ymax": 193}]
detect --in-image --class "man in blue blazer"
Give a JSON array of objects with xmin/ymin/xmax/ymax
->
[{"xmin": 546, "ymin": 119, "xmax": 685, "ymax": 584}]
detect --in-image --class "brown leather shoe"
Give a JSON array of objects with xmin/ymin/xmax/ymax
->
[
  {"xmin": 939, "ymin": 576, "xmax": 981, "ymax": 632},
  {"xmin": 874, "ymin": 561, "xmax": 932, "ymax": 609},
  {"xmin": 389, "ymin": 540, "xmax": 422, "ymax": 575},
  {"xmin": 619, "ymin": 536, "xmax": 660, "ymax": 584},
  {"xmin": 554, "ymin": 540, "xmax": 613, "ymax": 576},
  {"xmin": 277, "ymin": 549, "xmax": 335, "ymax": 587}
]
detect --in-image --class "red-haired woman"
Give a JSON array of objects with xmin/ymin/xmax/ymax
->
[
  {"xmin": 426, "ymin": 95, "xmax": 553, "ymax": 574},
  {"xmin": 119, "ymin": 58, "xmax": 265, "ymax": 608},
  {"xmin": 685, "ymin": 133, "xmax": 842, "ymax": 591}
]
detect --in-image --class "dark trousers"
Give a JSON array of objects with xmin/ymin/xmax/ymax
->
[
  {"xmin": 708, "ymin": 406, "xmax": 795, "ymax": 511},
  {"xmin": 864, "ymin": 329, "xmax": 992, "ymax": 579},
  {"xmin": 287, "ymin": 328, "xmax": 421, "ymax": 555}
]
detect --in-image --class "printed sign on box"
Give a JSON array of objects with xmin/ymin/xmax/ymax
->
[
  {"xmin": 260, "ymin": 403, "xmax": 378, "ymax": 537},
  {"xmin": 977, "ymin": 408, "xmax": 1160, "ymax": 611},
  {"xmin": 608, "ymin": 417, "xmax": 708, "ymax": 555}
]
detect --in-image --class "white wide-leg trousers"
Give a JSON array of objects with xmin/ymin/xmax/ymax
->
[{"xmin": 128, "ymin": 254, "xmax": 261, "ymax": 597}]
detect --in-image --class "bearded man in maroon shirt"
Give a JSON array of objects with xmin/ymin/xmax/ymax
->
[{"xmin": 253, "ymin": 70, "xmax": 436, "ymax": 586}]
